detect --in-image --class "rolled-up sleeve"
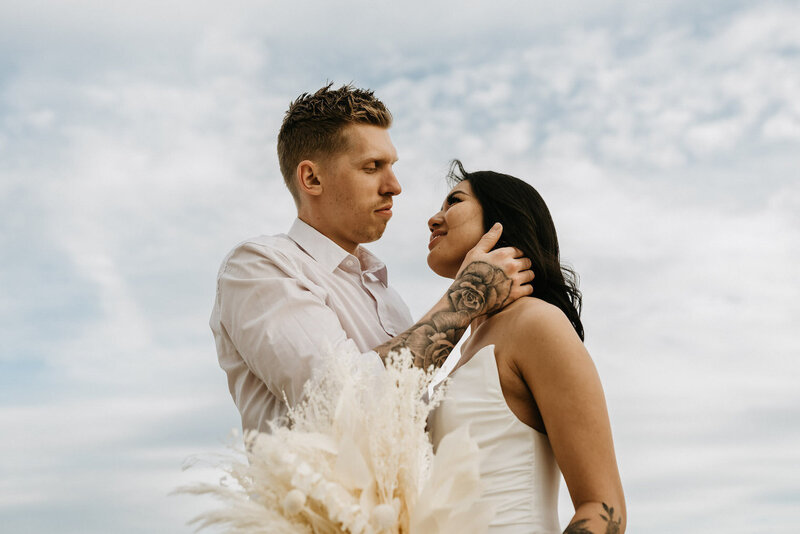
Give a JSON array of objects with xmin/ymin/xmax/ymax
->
[{"xmin": 217, "ymin": 242, "xmax": 381, "ymax": 410}]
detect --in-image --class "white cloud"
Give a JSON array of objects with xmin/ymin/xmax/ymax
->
[
  {"xmin": 2, "ymin": 1, "xmax": 800, "ymax": 532},
  {"xmin": 762, "ymin": 111, "xmax": 800, "ymax": 141}
]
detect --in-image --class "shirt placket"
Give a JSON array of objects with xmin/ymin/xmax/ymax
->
[
  {"xmin": 339, "ymin": 253, "xmax": 399, "ymax": 337},
  {"xmin": 362, "ymin": 270, "xmax": 400, "ymax": 336}
]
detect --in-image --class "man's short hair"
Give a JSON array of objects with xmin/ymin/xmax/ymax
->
[{"xmin": 277, "ymin": 83, "xmax": 393, "ymax": 205}]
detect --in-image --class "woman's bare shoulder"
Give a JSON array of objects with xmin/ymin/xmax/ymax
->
[
  {"xmin": 498, "ymin": 297, "xmax": 582, "ymax": 351},
  {"xmin": 502, "ymin": 297, "xmax": 570, "ymax": 326}
]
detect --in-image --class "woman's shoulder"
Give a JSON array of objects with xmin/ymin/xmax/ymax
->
[
  {"xmin": 501, "ymin": 296, "xmax": 570, "ymax": 326},
  {"xmin": 496, "ymin": 297, "xmax": 580, "ymax": 348}
]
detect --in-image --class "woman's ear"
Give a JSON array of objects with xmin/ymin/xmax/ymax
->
[{"xmin": 296, "ymin": 160, "xmax": 323, "ymax": 196}]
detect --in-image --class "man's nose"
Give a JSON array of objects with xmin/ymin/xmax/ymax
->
[{"xmin": 380, "ymin": 168, "xmax": 402, "ymax": 196}]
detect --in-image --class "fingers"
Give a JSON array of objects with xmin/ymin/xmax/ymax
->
[
  {"xmin": 493, "ymin": 245, "xmax": 528, "ymax": 263},
  {"xmin": 507, "ymin": 262, "xmax": 535, "ymax": 302},
  {"xmin": 503, "ymin": 255, "xmax": 533, "ymax": 276},
  {"xmin": 489, "ymin": 252, "xmax": 532, "ymax": 279},
  {"xmin": 508, "ymin": 276, "xmax": 534, "ymax": 302},
  {"xmin": 511, "ymin": 267, "xmax": 535, "ymax": 291},
  {"xmin": 474, "ymin": 222, "xmax": 503, "ymax": 253},
  {"xmin": 490, "ymin": 244, "xmax": 525, "ymax": 258},
  {"xmin": 520, "ymin": 268, "xmax": 535, "ymax": 284},
  {"xmin": 518, "ymin": 282, "xmax": 534, "ymax": 297}
]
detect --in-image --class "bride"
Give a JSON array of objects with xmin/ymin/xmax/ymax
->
[{"xmin": 427, "ymin": 161, "xmax": 626, "ymax": 534}]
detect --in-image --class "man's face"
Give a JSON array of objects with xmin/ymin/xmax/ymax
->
[{"xmin": 315, "ymin": 124, "xmax": 401, "ymax": 252}]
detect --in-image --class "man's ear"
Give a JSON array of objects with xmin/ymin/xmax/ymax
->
[{"xmin": 296, "ymin": 160, "xmax": 323, "ymax": 196}]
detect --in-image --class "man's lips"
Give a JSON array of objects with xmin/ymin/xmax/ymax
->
[{"xmin": 375, "ymin": 205, "xmax": 393, "ymax": 218}]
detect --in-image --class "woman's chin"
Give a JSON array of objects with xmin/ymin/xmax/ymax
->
[{"xmin": 427, "ymin": 254, "xmax": 459, "ymax": 279}]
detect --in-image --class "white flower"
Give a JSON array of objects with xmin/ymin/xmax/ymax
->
[
  {"xmin": 178, "ymin": 347, "xmax": 491, "ymax": 533},
  {"xmin": 291, "ymin": 462, "xmax": 321, "ymax": 493},
  {"xmin": 347, "ymin": 511, "xmax": 371, "ymax": 534},
  {"xmin": 282, "ymin": 489, "xmax": 306, "ymax": 515},
  {"xmin": 279, "ymin": 451, "xmax": 298, "ymax": 465},
  {"xmin": 371, "ymin": 503, "xmax": 397, "ymax": 530}
]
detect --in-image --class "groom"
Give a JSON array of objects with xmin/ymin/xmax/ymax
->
[{"xmin": 210, "ymin": 84, "xmax": 533, "ymax": 432}]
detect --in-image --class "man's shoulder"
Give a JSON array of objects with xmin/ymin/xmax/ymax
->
[
  {"xmin": 217, "ymin": 233, "xmax": 304, "ymax": 274},
  {"xmin": 233, "ymin": 233, "xmax": 296, "ymax": 253}
]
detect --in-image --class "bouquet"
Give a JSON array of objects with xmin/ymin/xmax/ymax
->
[{"xmin": 177, "ymin": 348, "xmax": 493, "ymax": 533}]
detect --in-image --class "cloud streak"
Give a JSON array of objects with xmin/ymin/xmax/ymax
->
[{"xmin": 1, "ymin": 1, "xmax": 798, "ymax": 532}]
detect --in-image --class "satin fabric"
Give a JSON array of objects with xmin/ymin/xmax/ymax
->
[{"xmin": 429, "ymin": 344, "xmax": 561, "ymax": 533}]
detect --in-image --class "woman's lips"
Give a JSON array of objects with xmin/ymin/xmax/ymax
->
[{"xmin": 428, "ymin": 232, "xmax": 446, "ymax": 250}]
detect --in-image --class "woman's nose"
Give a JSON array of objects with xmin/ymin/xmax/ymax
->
[{"xmin": 428, "ymin": 211, "xmax": 443, "ymax": 232}]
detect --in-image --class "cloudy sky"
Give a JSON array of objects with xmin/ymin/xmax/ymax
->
[{"xmin": 1, "ymin": 0, "xmax": 798, "ymax": 532}]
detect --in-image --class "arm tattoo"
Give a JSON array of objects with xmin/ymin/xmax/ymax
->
[
  {"xmin": 563, "ymin": 519, "xmax": 592, "ymax": 534},
  {"xmin": 601, "ymin": 503, "xmax": 622, "ymax": 534},
  {"xmin": 377, "ymin": 261, "xmax": 511, "ymax": 369},
  {"xmin": 563, "ymin": 503, "xmax": 622, "ymax": 534}
]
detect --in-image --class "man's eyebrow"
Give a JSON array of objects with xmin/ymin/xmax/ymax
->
[{"xmin": 357, "ymin": 154, "xmax": 398, "ymax": 164}]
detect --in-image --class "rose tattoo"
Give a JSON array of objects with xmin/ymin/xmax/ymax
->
[
  {"xmin": 449, "ymin": 261, "xmax": 512, "ymax": 315},
  {"xmin": 378, "ymin": 261, "xmax": 512, "ymax": 369}
]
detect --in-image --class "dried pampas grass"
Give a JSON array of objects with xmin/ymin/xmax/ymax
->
[{"xmin": 177, "ymin": 348, "xmax": 493, "ymax": 533}]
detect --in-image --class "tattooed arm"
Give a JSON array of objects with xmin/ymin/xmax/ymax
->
[
  {"xmin": 375, "ymin": 223, "xmax": 533, "ymax": 368},
  {"xmin": 376, "ymin": 261, "xmax": 511, "ymax": 368}
]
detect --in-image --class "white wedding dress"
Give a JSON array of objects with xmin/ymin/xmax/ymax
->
[{"xmin": 428, "ymin": 344, "xmax": 562, "ymax": 533}]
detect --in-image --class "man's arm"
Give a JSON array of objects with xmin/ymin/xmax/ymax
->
[
  {"xmin": 215, "ymin": 244, "xmax": 379, "ymax": 413},
  {"xmin": 376, "ymin": 223, "xmax": 533, "ymax": 368},
  {"xmin": 215, "ymin": 223, "xmax": 531, "ymax": 422}
]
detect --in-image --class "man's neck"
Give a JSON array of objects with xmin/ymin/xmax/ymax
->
[{"xmin": 297, "ymin": 214, "xmax": 358, "ymax": 255}]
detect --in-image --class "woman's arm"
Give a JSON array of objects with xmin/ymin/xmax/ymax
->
[{"xmin": 510, "ymin": 302, "xmax": 626, "ymax": 534}]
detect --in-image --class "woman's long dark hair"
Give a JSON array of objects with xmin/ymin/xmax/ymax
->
[{"xmin": 448, "ymin": 160, "xmax": 584, "ymax": 341}]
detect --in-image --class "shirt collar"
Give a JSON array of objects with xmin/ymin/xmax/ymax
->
[
  {"xmin": 356, "ymin": 247, "xmax": 389, "ymax": 286},
  {"xmin": 287, "ymin": 218, "xmax": 389, "ymax": 286}
]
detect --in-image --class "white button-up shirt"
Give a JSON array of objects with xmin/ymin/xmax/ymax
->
[{"xmin": 210, "ymin": 218, "xmax": 413, "ymax": 432}]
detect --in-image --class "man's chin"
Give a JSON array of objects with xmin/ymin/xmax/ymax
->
[{"xmin": 358, "ymin": 224, "xmax": 387, "ymax": 244}]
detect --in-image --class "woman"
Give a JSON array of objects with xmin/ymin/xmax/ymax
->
[{"xmin": 427, "ymin": 161, "xmax": 626, "ymax": 533}]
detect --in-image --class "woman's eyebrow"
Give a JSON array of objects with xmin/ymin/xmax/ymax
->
[{"xmin": 446, "ymin": 190, "xmax": 468, "ymax": 203}]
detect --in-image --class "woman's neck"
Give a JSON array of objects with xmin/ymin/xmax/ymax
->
[{"xmin": 470, "ymin": 315, "xmax": 487, "ymax": 331}]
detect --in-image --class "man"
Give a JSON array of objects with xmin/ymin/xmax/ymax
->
[{"xmin": 210, "ymin": 84, "xmax": 533, "ymax": 432}]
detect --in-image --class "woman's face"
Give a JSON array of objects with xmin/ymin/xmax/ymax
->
[{"xmin": 427, "ymin": 180, "xmax": 486, "ymax": 279}]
